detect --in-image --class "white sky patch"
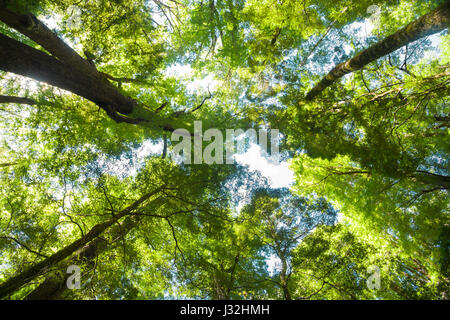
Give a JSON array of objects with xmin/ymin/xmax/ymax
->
[
  {"xmin": 186, "ymin": 73, "xmax": 218, "ymax": 93},
  {"xmin": 234, "ymin": 144, "xmax": 294, "ymax": 189},
  {"xmin": 267, "ymin": 254, "xmax": 280, "ymax": 276},
  {"xmin": 98, "ymin": 140, "xmax": 164, "ymax": 177},
  {"xmin": 41, "ymin": 16, "xmax": 59, "ymax": 30},
  {"xmin": 165, "ymin": 64, "xmax": 219, "ymax": 93},
  {"xmin": 165, "ymin": 64, "xmax": 193, "ymax": 78},
  {"xmin": 353, "ymin": 21, "xmax": 372, "ymax": 41},
  {"xmin": 137, "ymin": 140, "xmax": 164, "ymax": 159}
]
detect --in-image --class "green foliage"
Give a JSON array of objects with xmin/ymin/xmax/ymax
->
[{"xmin": 0, "ymin": 0, "xmax": 448, "ymax": 300}]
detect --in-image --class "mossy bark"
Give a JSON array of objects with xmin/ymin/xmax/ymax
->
[
  {"xmin": 0, "ymin": 187, "xmax": 163, "ymax": 299},
  {"xmin": 305, "ymin": 2, "xmax": 450, "ymax": 101}
]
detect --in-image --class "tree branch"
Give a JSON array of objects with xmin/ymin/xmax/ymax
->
[
  {"xmin": 305, "ymin": 2, "xmax": 450, "ymax": 100},
  {"xmin": 0, "ymin": 95, "xmax": 37, "ymax": 105},
  {"xmin": 0, "ymin": 236, "xmax": 49, "ymax": 259}
]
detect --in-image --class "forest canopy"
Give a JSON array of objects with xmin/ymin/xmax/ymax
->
[{"xmin": 0, "ymin": 0, "xmax": 448, "ymax": 300}]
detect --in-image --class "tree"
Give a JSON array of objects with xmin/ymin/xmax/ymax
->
[
  {"xmin": 305, "ymin": 1, "xmax": 450, "ymax": 100},
  {"xmin": 291, "ymin": 154, "xmax": 449, "ymax": 298},
  {"xmin": 170, "ymin": 217, "xmax": 272, "ymax": 299},
  {"xmin": 291, "ymin": 224, "xmax": 440, "ymax": 299},
  {"xmin": 240, "ymin": 188, "xmax": 337, "ymax": 299},
  {"xmin": 0, "ymin": 0, "xmax": 448, "ymax": 300}
]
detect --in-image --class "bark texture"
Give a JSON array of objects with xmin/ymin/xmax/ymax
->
[
  {"xmin": 0, "ymin": 186, "xmax": 163, "ymax": 299},
  {"xmin": 0, "ymin": 7, "xmax": 137, "ymax": 115},
  {"xmin": 0, "ymin": 8, "xmax": 97, "ymax": 77},
  {"xmin": 305, "ymin": 2, "xmax": 450, "ymax": 101},
  {"xmin": 414, "ymin": 171, "xmax": 450, "ymax": 189},
  {"xmin": 0, "ymin": 33, "xmax": 136, "ymax": 114},
  {"xmin": 0, "ymin": 8, "xmax": 191, "ymax": 131},
  {"xmin": 25, "ymin": 214, "xmax": 144, "ymax": 300},
  {"xmin": 0, "ymin": 95, "xmax": 37, "ymax": 105}
]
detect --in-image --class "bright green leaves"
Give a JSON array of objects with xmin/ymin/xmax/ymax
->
[
  {"xmin": 0, "ymin": 0, "xmax": 448, "ymax": 300},
  {"xmin": 291, "ymin": 150, "xmax": 449, "ymax": 297},
  {"xmin": 50, "ymin": 0, "xmax": 165, "ymax": 80}
]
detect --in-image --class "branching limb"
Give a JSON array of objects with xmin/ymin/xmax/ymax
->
[{"xmin": 0, "ymin": 236, "xmax": 49, "ymax": 258}]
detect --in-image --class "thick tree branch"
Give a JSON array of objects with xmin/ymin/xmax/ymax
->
[
  {"xmin": 0, "ymin": 236, "xmax": 49, "ymax": 259},
  {"xmin": 413, "ymin": 170, "xmax": 450, "ymax": 189},
  {"xmin": 305, "ymin": 2, "xmax": 450, "ymax": 100},
  {"xmin": 0, "ymin": 185, "xmax": 165, "ymax": 299},
  {"xmin": 0, "ymin": 7, "xmax": 97, "ymax": 78},
  {"xmin": 0, "ymin": 33, "xmax": 137, "ymax": 115},
  {"xmin": 0, "ymin": 95, "xmax": 37, "ymax": 105}
]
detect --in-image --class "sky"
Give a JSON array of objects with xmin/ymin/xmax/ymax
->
[
  {"xmin": 8, "ymin": 9, "xmax": 443, "ymax": 195},
  {"xmin": 133, "ymin": 139, "xmax": 295, "ymax": 189},
  {"xmin": 10, "ymin": 9, "xmax": 443, "ymax": 199},
  {"xmin": 233, "ymin": 144, "xmax": 294, "ymax": 188},
  {"xmin": 164, "ymin": 64, "xmax": 295, "ymax": 189},
  {"xmin": 1, "ymin": 2, "xmax": 446, "ymax": 285},
  {"xmin": 159, "ymin": 12, "xmax": 441, "ymax": 193}
]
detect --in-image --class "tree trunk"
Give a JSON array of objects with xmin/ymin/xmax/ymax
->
[
  {"xmin": 0, "ymin": 8, "xmax": 184, "ymax": 131},
  {"xmin": 280, "ymin": 279, "xmax": 291, "ymax": 300},
  {"xmin": 0, "ymin": 95, "xmax": 37, "ymax": 105},
  {"xmin": 0, "ymin": 186, "xmax": 163, "ymax": 299},
  {"xmin": 0, "ymin": 8, "xmax": 98, "ymax": 78},
  {"xmin": 0, "ymin": 7, "xmax": 148, "ymax": 117},
  {"xmin": 305, "ymin": 1, "xmax": 450, "ymax": 101},
  {"xmin": 25, "ymin": 214, "xmax": 143, "ymax": 300},
  {"xmin": 0, "ymin": 33, "xmax": 136, "ymax": 115},
  {"xmin": 279, "ymin": 255, "xmax": 292, "ymax": 300},
  {"xmin": 414, "ymin": 171, "xmax": 450, "ymax": 189}
]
